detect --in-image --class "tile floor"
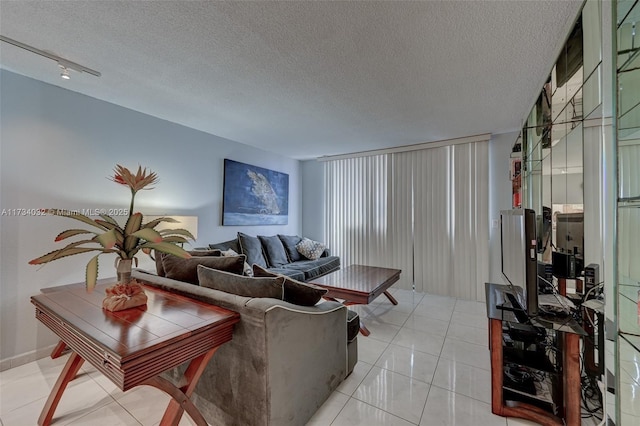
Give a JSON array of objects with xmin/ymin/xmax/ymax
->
[{"xmin": 0, "ymin": 288, "xmax": 603, "ymax": 425}]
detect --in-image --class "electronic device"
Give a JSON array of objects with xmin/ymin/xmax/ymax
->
[
  {"xmin": 537, "ymin": 261, "xmax": 553, "ymax": 294},
  {"xmin": 584, "ymin": 264, "xmax": 600, "ymax": 298},
  {"xmin": 552, "ymin": 251, "xmax": 583, "ymax": 279},
  {"xmin": 501, "ymin": 209, "xmax": 538, "ymax": 317},
  {"xmin": 555, "ymin": 212, "xmax": 584, "ymax": 277}
]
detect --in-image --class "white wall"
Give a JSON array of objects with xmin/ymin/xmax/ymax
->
[
  {"xmin": 301, "ymin": 159, "xmax": 324, "ymax": 241},
  {"xmin": 488, "ymin": 132, "xmax": 519, "ymax": 284},
  {"xmin": 0, "ymin": 70, "xmax": 301, "ymax": 365}
]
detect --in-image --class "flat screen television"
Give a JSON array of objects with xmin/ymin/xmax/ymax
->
[{"xmin": 500, "ymin": 209, "xmax": 539, "ymax": 317}]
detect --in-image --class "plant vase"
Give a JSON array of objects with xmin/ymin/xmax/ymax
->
[{"xmin": 102, "ymin": 259, "xmax": 148, "ymax": 312}]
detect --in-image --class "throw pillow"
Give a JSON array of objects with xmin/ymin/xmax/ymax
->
[
  {"xmin": 198, "ymin": 265, "xmax": 284, "ymax": 299},
  {"xmin": 296, "ymin": 237, "xmax": 327, "ymax": 260},
  {"xmin": 277, "ymin": 234, "xmax": 303, "ymax": 262},
  {"xmin": 221, "ymin": 248, "xmax": 253, "ymax": 276},
  {"xmin": 258, "ymin": 235, "xmax": 289, "ymax": 267},
  {"xmin": 162, "ymin": 254, "xmax": 245, "ymax": 285},
  {"xmin": 154, "ymin": 249, "xmax": 220, "ymax": 277},
  {"xmin": 252, "ymin": 264, "xmax": 328, "ymax": 306},
  {"xmin": 237, "ymin": 232, "xmax": 268, "ymax": 268}
]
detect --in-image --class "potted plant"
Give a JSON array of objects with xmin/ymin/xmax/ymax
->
[{"xmin": 29, "ymin": 165, "xmax": 193, "ymax": 311}]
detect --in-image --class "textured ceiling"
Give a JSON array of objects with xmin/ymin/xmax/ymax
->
[{"xmin": 0, "ymin": 1, "xmax": 583, "ymax": 160}]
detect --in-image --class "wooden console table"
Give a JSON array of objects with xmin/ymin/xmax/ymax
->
[{"xmin": 31, "ymin": 281, "xmax": 239, "ymax": 426}]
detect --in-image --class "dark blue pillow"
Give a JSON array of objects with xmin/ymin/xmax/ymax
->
[
  {"xmin": 238, "ymin": 232, "xmax": 267, "ymax": 268},
  {"xmin": 258, "ymin": 235, "xmax": 289, "ymax": 267},
  {"xmin": 278, "ymin": 234, "xmax": 303, "ymax": 262}
]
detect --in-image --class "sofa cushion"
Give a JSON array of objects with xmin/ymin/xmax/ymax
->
[
  {"xmin": 261, "ymin": 267, "xmax": 305, "ymax": 281},
  {"xmin": 252, "ymin": 264, "xmax": 328, "ymax": 306},
  {"xmin": 296, "ymin": 237, "xmax": 327, "ymax": 260},
  {"xmin": 277, "ymin": 234, "xmax": 303, "ymax": 262},
  {"xmin": 209, "ymin": 238, "xmax": 240, "ymax": 253},
  {"xmin": 162, "ymin": 254, "xmax": 245, "ymax": 285},
  {"xmin": 155, "ymin": 249, "xmax": 221, "ymax": 277},
  {"xmin": 258, "ymin": 235, "xmax": 289, "ymax": 267},
  {"xmin": 221, "ymin": 248, "xmax": 253, "ymax": 276},
  {"xmin": 347, "ymin": 310, "xmax": 360, "ymax": 342},
  {"xmin": 238, "ymin": 232, "xmax": 268, "ymax": 268},
  {"xmin": 198, "ymin": 265, "xmax": 284, "ymax": 299},
  {"xmin": 283, "ymin": 256, "xmax": 341, "ymax": 281}
]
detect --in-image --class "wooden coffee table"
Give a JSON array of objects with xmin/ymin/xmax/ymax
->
[
  {"xmin": 308, "ymin": 264, "xmax": 401, "ymax": 336},
  {"xmin": 31, "ymin": 280, "xmax": 239, "ymax": 426}
]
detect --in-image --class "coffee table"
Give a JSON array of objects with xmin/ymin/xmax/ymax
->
[
  {"xmin": 31, "ymin": 280, "xmax": 239, "ymax": 426},
  {"xmin": 308, "ymin": 264, "xmax": 401, "ymax": 336}
]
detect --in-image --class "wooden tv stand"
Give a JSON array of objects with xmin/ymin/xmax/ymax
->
[{"xmin": 485, "ymin": 283, "xmax": 586, "ymax": 426}]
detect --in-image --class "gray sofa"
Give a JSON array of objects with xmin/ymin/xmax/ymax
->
[
  {"xmin": 132, "ymin": 269, "xmax": 354, "ymax": 426},
  {"xmin": 209, "ymin": 233, "xmax": 340, "ymax": 281}
]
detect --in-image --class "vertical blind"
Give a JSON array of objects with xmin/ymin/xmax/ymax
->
[{"xmin": 323, "ymin": 141, "xmax": 489, "ymax": 300}]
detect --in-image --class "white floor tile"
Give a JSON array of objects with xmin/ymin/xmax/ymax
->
[
  {"xmin": 353, "ymin": 366, "xmax": 430, "ymax": 424},
  {"xmin": 439, "ymin": 338, "xmax": 491, "ymax": 371},
  {"xmin": 506, "ymin": 418, "xmax": 542, "ymax": 426},
  {"xmin": 402, "ymin": 314, "xmax": 450, "ymax": 336},
  {"xmin": 418, "ymin": 294, "xmax": 457, "ymax": 309},
  {"xmin": 454, "ymin": 299, "xmax": 487, "ymax": 316},
  {"xmin": 391, "ymin": 328, "xmax": 445, "ymax": 357},
  {"xmin": 360, "ymin": 319, "xmax": 401, "ymax": 343},
  {"xmin": 331, "ymin": 398, "xmax": 415, "ymax": 426},
  {"xmin": 66, "ymin": 401, "xmax": 141, "ymax": 425},
  {"xmin": 369, "ymin": 306, "xmax": 411, "ymax": 327},
  {"xmin": 357, "ymin": 337, "xmax": 389, "ymax": 365},
  {"xmin": 306, "ymin": 390, "xmax": 350, "ymax": 426},
  {"xmin": 450, "ymin": 311, "xmax": 489, "ymax": 330},
  {"xmin": 431, "ymin": 357, "xmax": 492, "ymax": 404},
  {"xmin": 375, "ymin": 344, "xmax": 439, "ymax": 384},
  {"xmin": 337, "ymin": 361, "xmax": 373, "ymax": 396},
  {"xmin": 412, "ymin": 303, "xmax": 454, "ymax": 322},
  {"xmin": 445, "ymin": 322, "xmax": 488, "ymax": 347},
  {"xmin": 420, "ymin": 386, "xmax": 506, "ymax": 426},
  {"xmin": 115, "ymin": 385, "xmax": 171, "ymax": 425}
]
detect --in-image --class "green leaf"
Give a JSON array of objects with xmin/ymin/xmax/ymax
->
[
  {"xmin": 55, "ymin": 229, "xmax": 96, "ymax": 242},
  {"xmin": 158, "ymin": 228, "xmax": 195, "ymax": 240},
  {"xmin": 96, "ymin": 229, "xmax": 117, "ymax": 249},
  {"xmin": 123, "ymin": 212, "xmax": 143, "ymax": 253},
  {"xmin": 98, "ymin": 214, "xmax": 119, "ymax": 226},
  {"xmin": 29, "ymin": 247, "xmax": 113, "ymax": 265},
  {"xmin": 159, "ymin": 236, "xmax": 189, "ymax": 244},
  {"xmin": 95, "ymin": 220, "xmax": 124, "ymax": 233},
  {"xmin": 143, "ymin": 217, "xmax": 178, "ymax": 229},
  {"xmin": 45, "ymin": 209, "xmax": 108, "ymax": 231},
  {"xmin": 140, "ymin": 242, "xmax": 191, "ymax": 258},
  {"xmin": 131, "ymin": 227, "xmax": 162, "ymax": 243},
  {"xmin": 85, "ymin": 255, "xmax": 100, "ymax": 292}
]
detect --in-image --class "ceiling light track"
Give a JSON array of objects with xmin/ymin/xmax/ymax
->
[{"xmin": 0, "ymin": 35, "xmax": 101, "ymax": 77}]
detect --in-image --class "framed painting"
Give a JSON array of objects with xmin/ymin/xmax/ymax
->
[{"xmin": 222, "ymin": 159, "xmax": 289, "ymax": 225}]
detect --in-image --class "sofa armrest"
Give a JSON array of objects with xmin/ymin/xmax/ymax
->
[{"xmin": 254, "ymin": 298, "xmax": 348, "ymax": 424}]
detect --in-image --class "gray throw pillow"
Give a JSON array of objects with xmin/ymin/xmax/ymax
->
[
  {"xmin": 252, "ymin": 264, "xmax": 328, "ymax": 306},
  {"xmin": 258, "ymin": 235, "xmax": 289, "ymax": 267},
  {"xmin": 198, "ymin": 265, "xmax": 284, "ymax": 299},
  {"xmin": 277, "ymin": 234, "xmax": 303, "ymax": 262},
  {"xmin": 238, "ymin": 232, "xmax": 268, "ymax": 268},
  {"xmin": 162, "ymin": 254, "xmax": 245, "ymax": 285},
  {"xmin": 154, "ymin": 249, "xmax": 221, "ymax": 277}
]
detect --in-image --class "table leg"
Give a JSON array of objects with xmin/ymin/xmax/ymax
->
[
  {"xmin": 383, "ymin": 290, "xmax": 398, "ymax": 305},
  {"xmin": 153, "ymin": 347, "xmax": 218, "ymax": 426},
  {"xmin": 50, "ymin": 341, "xmax": 67, "ymax": 359},
  {"xmin": 563, "ymin": 332, "xmax": 581, "ymax": 426},
  {"xmin": 359, "ymin": 321, "xmax": 371, "ymax": 337},
  {"xmin": 38, "ymin": 352, "xmax": 84, "ymax": 426}
]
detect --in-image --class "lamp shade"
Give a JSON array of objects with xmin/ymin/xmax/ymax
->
[{"xmin": 146, "ymin": 215, "xmax": 198, "ymax": 240}]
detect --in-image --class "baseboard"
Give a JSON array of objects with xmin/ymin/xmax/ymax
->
[{"xmin": 0, "ymin": 343, "xmax": 60, "ymax": 372}]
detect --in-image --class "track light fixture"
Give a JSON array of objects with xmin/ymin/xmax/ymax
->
[
  {"xmin": 0, "ymin": 35, "xmax": 101, "ymax": 78},
  {"xmin": 59, "ymin": 65, "xmax": 70, "ymax": 80}
]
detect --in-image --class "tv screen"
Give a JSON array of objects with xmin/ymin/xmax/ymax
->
[{"xmin": 500, "ymin": 209, "xmax": 538, "ymax": 317}]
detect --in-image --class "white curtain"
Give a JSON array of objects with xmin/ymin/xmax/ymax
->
[{"xmin": 323, "ymin": 140, "xmax": 489, "ymax": 300}]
